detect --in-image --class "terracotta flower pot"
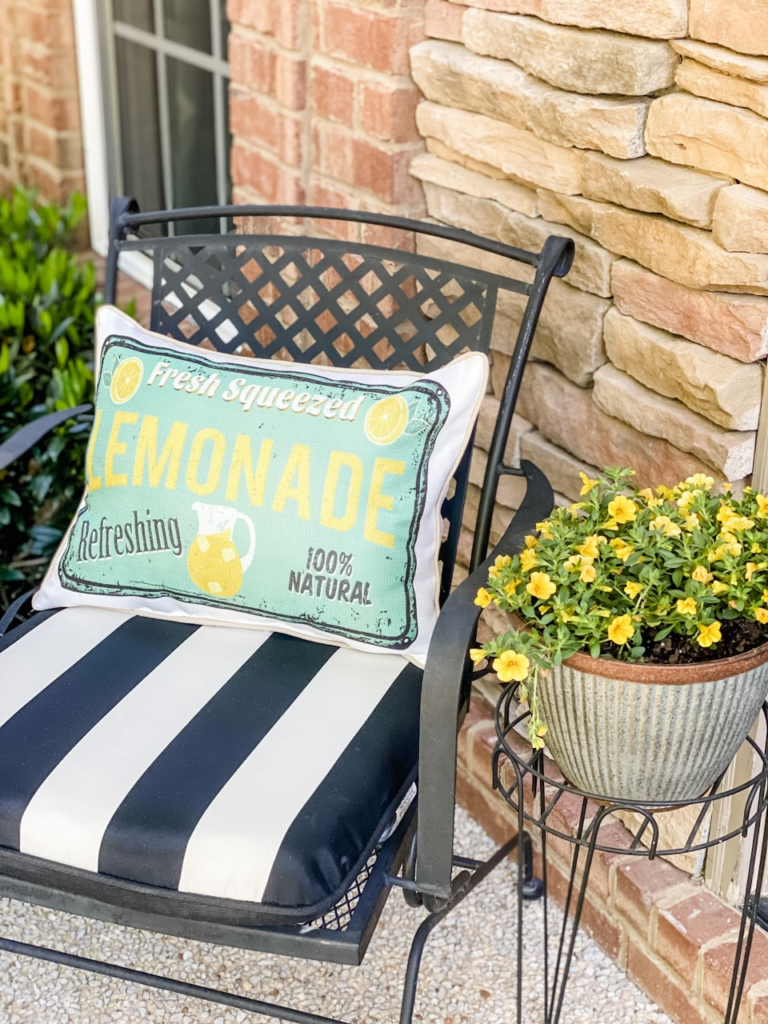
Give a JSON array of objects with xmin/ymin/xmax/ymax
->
[{"xmin": 537, "ymin": 642, "xmax": 768, "ymax": 801}]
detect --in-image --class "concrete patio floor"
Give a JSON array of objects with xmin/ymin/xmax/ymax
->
[{"xmin": 0, "ymin": 808, "xmax": 671, "ymax": 1023}]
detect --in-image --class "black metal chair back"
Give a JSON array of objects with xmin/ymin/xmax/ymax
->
[{"xmin": 104, "ymin": 201, "xmax": 573, "ymax": 597}]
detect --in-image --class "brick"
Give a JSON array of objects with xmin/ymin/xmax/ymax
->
[
  {"xmin": 274, "ymin": 0, "xmax": 304, "ymax": 49},
  {"xmin": 229, "ymin": 90, "xmax": 280, "ymax": 152},
  {"xmin": 359, "ymin": 80, "xmax": 420, "ymax": 143},
  {"xmin": 456, "ymin": 762, "xmax": 516, "ymax": 847},
  {"xmin": 314, "ymin": 120, "xmax": 354, "ymax": 184},
  {"xmin": 312, "ymin": 63, "xmax": 354, "ymax": 126},
  {"xmin": 424, "ymin": 0, "xmax": 464, "ymax": 40},
  {"xmin": 18, "ymin": 41, "xmax": 79, "ymax": 90},
  {"xmin": 615, "ymin": 859, "xmax": 691, "ymax": 940},
  {"xmin": 275, "ymin": 52, "xmax": 307, "ymax": 110},
  {"xmin": 627, "ymin": 943, "xmax": 711, "ymax": 1024},
  {"xmin": 227, "ymin": 0, "xmax": 275, "ymax": 33},
  {"xmin": 702, "ymin": 931, "xmax": 768, "ymax": 1017},
  {"xmin": 321, "ymin": 4, "xmax": 422, "ymax": 75},
  {"xmin": 458, "ymin": 695, "xmax": 494, "ymax": 766},
  {"xmin": 16, "ymin": 6, "xmax": 75, "ymax": 49},
  {"xmin": 228, "ymin": 33, "xmax": 275, "ymax": 93},
  {"xmin": 657, "ymin": 893, "xmax": 740, "ymax": 980},
  {"xmin": 21, "ymin": 83, "xmax": 80, "ymax": 132},
  {"xmin": 352, "ymin": 138, "xmax": 422, "ymax": 204},
  {"xmin": 231, "ymin": 140, "xmax": 279, "ymax": 201},
  {"xmin": 752, "ymin": 992, "xmax": 768, "ymax": 1024}
]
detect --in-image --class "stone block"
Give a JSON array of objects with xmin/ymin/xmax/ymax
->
[
  {"xmin": 603, "ymin": 307, "xmax": 763, "ymax": 431},
  {"xmin": 611, "ymin": 259, "xmax": 768, "ymax": 363},
  {"xmin": 646, "ymin": 92, "xmax": 768, "ymax": 195},
  {"xmin": 537, "ymin": 188, "xmax": 768, "ymax": 294},
  {"xmin": 462, "ymin": 10, "xmax": 677, "ymax": 96},
  {"xmin": 689, "ymin": 0, "xmax": 768, "ymax": 58},
  {"xmin": 671, "ymin": 38, "xmax": 768, "ymax": 86},
  {"xmin": 448, "ymin": 0, "xmax": 688, "ymax": 39},
  {"xmin": 580, "ymin": 151, "xmax": 728, "ymax": 229},
  {"xmin": 422, "ymin": 183, "xmax": 616, "ymax": 297},
  {"xmin": 416, "ymin": 101, "xmax": 585, "ymax": 195},
  {"xmin": 410, "ymin": 39, "xmax": 649, "ymax": 158},
  {"xmin": 593, "ymin": 363, "xmax": 756, "ymax": 478},
  {"xmin": 524, "ymin": 362, "xmax": 737, "ymax": 489},
  {"xmin": 677, "ymin": 57, "xmax": 768, "ymax": 120},
  {"xmin": 475, "ymin": 394, "xmax": 533, "ymax": 464},
  {"xmin": 519, "ymin": 431, "xmax": 601, "ymax": 502},
  {"xmin": 410, "ymin": 152, "xmax": 540, "ymax": 218},
  {"xmin": 470, "ymin": 447, "xmax": 528, "ymax": 508},
  {"xmin": 713, "ymin": 185, "xmax": 768, "ymax": 256}
]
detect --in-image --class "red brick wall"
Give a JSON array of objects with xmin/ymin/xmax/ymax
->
[
  {"xmin": 0, "ymin": 0, "xmax": 84, "ymax": 201},
  {"xmin": 228, "ymin": 0, "xmax": 426, "ymax": 235}
]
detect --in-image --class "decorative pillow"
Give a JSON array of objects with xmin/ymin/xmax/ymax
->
[{"xmin": 36, "ymin": 307, "xmax": 488, "ymax": 665}]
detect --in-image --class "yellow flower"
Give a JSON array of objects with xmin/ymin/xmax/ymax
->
[
  {"xmin": 504, "ymin": 579, "xmax": 521, "ymax": 597},
  {"xmin": 676, "ymin": 597, "xmax": 697, "ymax": 617},
  {"xmin": 683, "ymin": 514, "xmax": 700, "ymax": 532},
  {"xmin": 753, "ymin": 543, "xmax": 762, "ymax": 554},
  {"xmin": 579, "ymin": 471, "xmax": 599, "ymax": 496},
  {"xmin": 656, "ymin": 485, "xmax": 675, "ymax": 500},
  {"xmin": 520, "ymin": 548, "xmax": 538, "ymax": 572},
  {"xmin": 722, "ymin": 482, "xmax": 733, "ymax": 492},
  {"xmin": 685, "ymin": 474, "xmax": 714, "ymax": 490},
  {"xmin": 638, "ymin": 488, "xmax": 654, "ymax": 502},
  {"xmin": 559, "ymin": 607, "xmax": 576, "ymax": 623},
  {"xmin": 580, "ymin": 562, "xmax": 597, "ymax": 583},
  {"xmin": 745, "ymin": 561, "xmax": 768, "ymax": 581},
  {"xmin": 610, "ymin": 538, "xmax": 634, "ymax": 562},
  {"xmin": 697, "ymin": 621, "xmax": 722, "ymax": 648},
  {"xmin": 578, "ymin": 534, "xmax": 603, "ymax": 559},
  {"xmin": 717, "ymin": 503, "xmax": 735, "ymax": 524},
  {"xmin": 568, "ymin": 502, "xmax": 586, "ymax": 515},
  {"xmin": 756, "ymin": 495, "xmax": 768, "ymax": 518},
  {"xmin": 493, "ymin": 650, "xmax": 531, "ymax": 683},
  {"xmin": 763, "ymin": 588, "xmax": 768, "ymax": 603},
  {"xmin": 692, "ymin": 565, "xmax": 713, "ymax": 584},
  {"xmin": 495, "ymin": 554, "xmax": 512, "ymax": 569},
  {"xmin": 469, "ymin": 648, "xmax": 486, "ymax": 664},
  {"xmin": 527, "ymin": 572, "xmax": 557, "ymax": 600},
  {"xmin": 624, "ymin": 581, "xmax": 644, "ymax": 599},
  {"xmin": 536, "ymin": 520, "xmax": 554, "ymax": 540},
  {"xmin": 607, "ymin": 614, "xmax": 635, "ymax": 645},
  {"xmin": 756, "ymin": 608, "xmax": 768, "ymax": 625},
  {"xmin": 649, "ymin": 515, "xmax": 682, "ymax": 538},
  {"xmin": 474, "ymin": 588, "xmax": 493, "ymax": 608},
  {"xmin": 525, "ymin": 535, "xmax": 538, "ymax": 549},
  {"xmin": 601, "ymin": 518, "xmax": 619, "ymax": 532},
  {"xmin": 725, "ymin": 516, "xmax": 755, "ymax": 533},
  {"xmin": 711, "ymin": 581, "xmax": 730, "ymax": 595},
  {"xmin": 676, "ymin": 491, "xmax": 695, "ymax": 510},
  {"xmin": 608, "ymin": 495, "xmax": 638, "ymax": 524}
]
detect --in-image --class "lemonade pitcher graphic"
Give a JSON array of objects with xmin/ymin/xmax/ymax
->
[{"xmin": 187, "ymin": 502, "xmax": 256, "ymax": 599}]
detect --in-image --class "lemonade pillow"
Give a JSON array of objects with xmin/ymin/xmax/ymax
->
[{"xmin": 36, "ymin": 306, "xmax": 488, "ymax": 665}]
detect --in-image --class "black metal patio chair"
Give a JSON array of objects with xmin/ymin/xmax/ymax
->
[{"xmin": 0, "ymin": 201, "xmax": 573, "ymax": 1023}]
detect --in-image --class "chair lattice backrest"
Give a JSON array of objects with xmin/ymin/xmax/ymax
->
[{"xmin": 105, "ymin": 203, "xmax": 573, "ymax": 598}]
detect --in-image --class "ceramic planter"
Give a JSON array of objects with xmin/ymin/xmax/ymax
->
[{"xmin": 537, "ymin": 642, "xmax": 768, "ymax": 801}]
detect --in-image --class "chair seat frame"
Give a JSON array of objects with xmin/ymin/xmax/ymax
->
[{"xmin": 0, "ymin": 201, "xmax": 573, "ymax": 1023}]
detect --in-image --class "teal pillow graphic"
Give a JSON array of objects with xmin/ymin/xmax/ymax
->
[{"xmin": 37, "ymin": 307, "xmax": 489, "ymax": 664}]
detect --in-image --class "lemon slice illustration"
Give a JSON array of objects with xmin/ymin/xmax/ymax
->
[
  {"xmin": 364, "ymin": 395, "xmax": 409, "ymax": 445},
  {"xmin": 110, "ymin": 357, "xmax": 144, "ymax": 405}
]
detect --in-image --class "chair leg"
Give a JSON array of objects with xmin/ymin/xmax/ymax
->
[{"xmin": 399, "ymin": 834, "xmax": 519, "ymax": 1024}]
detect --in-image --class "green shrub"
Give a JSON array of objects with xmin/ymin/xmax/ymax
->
[{"xmin": 0, "ymin": 187, "xmax": 98, "ymax": 610}]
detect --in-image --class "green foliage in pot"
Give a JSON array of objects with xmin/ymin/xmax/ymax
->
[
  {"xmin": 473, "ymin": 468, "xmax": 768, "ymax": 749},
  {"xmin": 0, "ymin": 187, "xmax": 97, "ymax": 608}
]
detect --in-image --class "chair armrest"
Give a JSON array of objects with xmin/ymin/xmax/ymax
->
[
  {"xmin": 0, "ymin": 405, "xmax": 92, "ymax": 473},
  {"xmin": 415, "ymin": 460, "xmax": 554, "ymax": 900}
]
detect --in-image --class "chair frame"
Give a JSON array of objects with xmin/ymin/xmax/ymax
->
[{"xmin": 0, "ymin": 201, "xmax": 573, "ymax": 1023}]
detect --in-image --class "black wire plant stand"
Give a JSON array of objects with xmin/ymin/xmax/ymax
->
[{"xmin": 493, "ymin": 685, "xmax": 768, "ymax": 1024}]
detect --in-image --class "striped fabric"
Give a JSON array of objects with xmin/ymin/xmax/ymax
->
[{"xmin": 0, "ymin": 608, "xmax": 422, "ymax": 921}]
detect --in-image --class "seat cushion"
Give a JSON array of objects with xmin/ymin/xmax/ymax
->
[{"xmin": 0, "ymin": 607, "xmax": 421, "ymax": 924}]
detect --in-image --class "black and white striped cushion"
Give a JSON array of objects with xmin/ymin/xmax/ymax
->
[{"xmin": 0, "ymin": 608, "xmax": 421, "ymax": 921}]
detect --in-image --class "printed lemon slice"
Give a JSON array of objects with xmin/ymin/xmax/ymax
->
[
  {"xmin": 364, "ymin": 395, "xmax": 409, "ymax": 446},
  {"xmin": 110, "ymin": 357, "xmax": 144, "ymax": 404}
]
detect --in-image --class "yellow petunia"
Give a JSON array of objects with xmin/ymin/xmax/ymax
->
[
  {"xmin": 469, "ymin": 648, "xmax": 486, "ymax": 664},
  {"xmin": 763, "ymin": 588, "xmax": 768, "ymax": 603},
  {"xmin": 697, "ymin": 621, "xmax": 722, "ymax": 648},
  {"xmin": 520, "ymin": 548, "xmax": 538, "ymax": 572},
  {"xmin": 624, "ymin": 581, "xmax": 644, "ymax": 599},
  {"xmin": 676, "ymin": 491, "xmax": 696, "ymax": 510},
  {"xmin": 495, "ymin": 554, "xmax": 512, "ymax": 569},
  {"xmin": 683, "ymin": 514, "xmax": 700, "ymax": 532},
  {"xmin": 649, "ymin": 515, "xmax": 682, "ymax": 538},
  {"xmin": 601, "ymin": 518, "xmax": 619, "ymax": 532},
  {"xmin": 536, "ymin": 520, "xmax": 554, "ymax": 540},
  {"xmin": 525, "ymin": 535, "xmax": 538, "ymax": 549},
  {"xmin": 638, "ymin": 488, "xmax": 655, "ymax": 502},
  {"xmin": 692, "ymin": 565, "xmax": 713, "ymax": 584},
  {"xmin": 722, "ymin": 482, "xmax": 733, "ymax": 493},
  {"xmin": 725, "ymin": 516, "xmax": 755, "ymax": 533},
  {"xmin": 608, "ymin": 495, "xmax": 638, "ymax": 524},
  {"xmin": 474, "ymin": 588, "xmax": 493, "ymax": 608},
  {"xmin": 756, "ymin": 495, "xmax": 768, "ymax": 518},
  {"xmin": 746, "ymin": 561, "xmax": 768, "ymax": 581},
  {"xmin": 578, "ymin": 534, "xmax": 603, "ymax": 559},
  {"xmin": 711, "ymin": 581, "xmax": 730, "ymax": 595},
  {"xmin": 493, "ymin": 650, "xmax": 531, "ymax": 683},
  {"xmin": 607, "ymin": 614, "xmax": 635, "ymax": 645},
  {"xmin": 559, "ymin": 607, "xmax": 576, "ymax": 622},
  {"xmin": 579, "ymin": 471, "xmax": 599, "ymax": 496},
  {"xmin": 610, "ymin": 538, "xmax": 634, "ymax": 562},
  {"xmin": 685, "ymin": 474, "xmax": 714, "ymax": 490},
  {"xmin": 526, "ymin": 572, "xmax": 557, "ymax": 600},
  {"xmin": 504, "ymin": 579, "xmax": 521, "ymax": 597},
  {"xmin": 568, "ymin": 502, "xmax": 586, "ymax": 516},
  {"xmin": 580, "ymin": 562, "xmax": 597, "ymax": 583},
  {"xmin": 676, "ymin": 597, "xmax": 697, "ymax": 617},
  {"xmin": 756, "ymin": 608, "xmax": 768, "ymax": 625},
  {"xmin": 656, "ymin": 485, "xmax": 675, "ymax": 500},
  {"xmin": 753, "ymin": 543, "xmax": 762, "ymax": 554}
]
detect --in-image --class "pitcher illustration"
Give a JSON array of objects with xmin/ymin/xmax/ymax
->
[{"xmin": 187, "ymin": 502, "xmax": 256, "ymax": 599}]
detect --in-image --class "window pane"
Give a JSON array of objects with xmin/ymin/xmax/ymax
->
[
  {"xmin": 112, "ymin": 0, "xmax": 154, "ymax": 31},
  {"xmin": 164, "ymin": 0, "xmax": 212, "ymax": 54},
  {"xmin": 220, "ymin": 0, "xmax": 230, "ymax": 60},
  {"xmin": 114, "ymin": 39, "xmax": 165, "ymax": 213},
  {"xmin": 167, "ymin": 58, "xmax": 218, "ymax": 233}
]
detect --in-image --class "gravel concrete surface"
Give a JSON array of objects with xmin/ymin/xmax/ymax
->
[{"xmin": 0, "ymin": 808, "xmax": 671, "ymax": 1023}]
